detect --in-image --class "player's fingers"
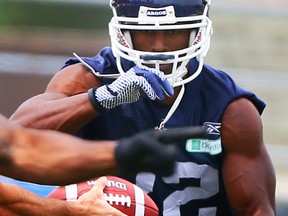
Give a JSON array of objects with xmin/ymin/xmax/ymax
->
[
  {"xmin": 77, "ymin": 177, "xmax": 127, "ymax": 216},
  {"xmin": 143, "ymin": 73, "xmax": 166, "ymax": 99},
  {"xmin": 87, "ymin": 176, "xmax": 107, "ymax": 198},
  {"xmin": 86, "ymin": 177, "xmax": 128, "ymax": 216},
  {"xmin": 77, "ymin": 177, "xmax": 107, "ymax": 201},
  {"xmin": 158, "ymin": 126, "xmax": 209, "ymax": 143}
]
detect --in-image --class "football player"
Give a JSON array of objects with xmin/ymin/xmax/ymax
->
[{"xmin": 10, "ymin": 0, "xmax": 276, "ymax": 215}]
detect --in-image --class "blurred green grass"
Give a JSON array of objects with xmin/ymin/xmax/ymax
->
[{"xmin": 0, "ymin": 1, "xmax": 111, "ymax": 30}]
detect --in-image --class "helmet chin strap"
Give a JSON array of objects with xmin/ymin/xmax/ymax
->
[
  {"xmin": 156, "ymin": 83, "xmax": 185, "ymax": 131},
  {"xmin": 156, "ymin": 56, "xmax": 204, "ymax": 130}
]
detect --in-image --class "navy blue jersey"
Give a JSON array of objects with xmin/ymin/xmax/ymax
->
[{"xmin": 65, "ymin": 47, "xmax": 266, "ymax": 216}]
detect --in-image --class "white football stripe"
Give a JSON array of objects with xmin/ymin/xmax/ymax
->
[
  {"xmin": 65, "ymin": 184, "xmax": 78, "ymax": 201},
  {"xmin": 134, "ymin": 185, "xmax": 145, "ymax": 216}
]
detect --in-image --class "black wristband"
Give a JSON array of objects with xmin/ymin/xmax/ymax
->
[{"xmin": 88, "ymin": 88, "xmax": 106, "ymax": 113}]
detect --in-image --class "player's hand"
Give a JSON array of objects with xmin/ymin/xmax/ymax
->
[
  {"xmin": 115, "ymin": 126, "xmax": 208, "ymax": 176},
  {"xmin": 88, "ymin": 65, "xmax": 174, "ymax": 113},
  {"xmin": 76, "ymin": 176, "xmax": 127, "ymax": 216}
]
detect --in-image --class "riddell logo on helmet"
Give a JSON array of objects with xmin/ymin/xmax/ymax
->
[
  {"xmin": 147, "ymin": 9, "xmax": 167, "ymax": 17},
  {"xmin": 117, "ymin": 29, "xmax": 130, "ymax": 48},
  {"xmin": 193, "ymin": 30, "xmax": 202, "ymax": 45}
]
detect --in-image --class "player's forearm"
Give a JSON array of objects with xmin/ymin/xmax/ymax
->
[
  {"xmin": 2, "ymin": 127, "xmax": 118, "ymax": 185},
  {"xmin": 222, "ymin": 150, "xmax": 276, "ymax": 215},
  {"xmin": 38, "ymin": 140, "xmax": 119, "ymax": 185},
  {"xmin": 9, "ymin": 92, "xmax": 97, "ymax": 134},
  {"xmin": 0, "ymin": 182, "xmax": 86, "ymax": 216}
]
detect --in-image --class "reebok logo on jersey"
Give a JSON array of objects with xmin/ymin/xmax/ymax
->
[{"xmin": 204, "ymin": 122, "xmax": 221, "ymax": 135}]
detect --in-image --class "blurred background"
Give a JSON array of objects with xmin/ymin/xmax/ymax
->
[{"xmin": 0, "ymin": 0, "xmax": 287, "ymax": 214}]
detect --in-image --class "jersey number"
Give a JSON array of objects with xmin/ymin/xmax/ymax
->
[{"xmin": 136, "ymin": 162, "xmax": 219, "ymax": 216}]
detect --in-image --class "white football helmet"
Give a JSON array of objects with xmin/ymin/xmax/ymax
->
[{"xmin": 109, "ymin": 0, "xmax": 213, "ymax": 87}]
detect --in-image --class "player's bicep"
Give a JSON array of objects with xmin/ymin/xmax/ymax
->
[{"xmin": 221, "ymin": 98, "xmax": 263, "ymax": 155}]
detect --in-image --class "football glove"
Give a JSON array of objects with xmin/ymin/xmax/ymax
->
[
  {"xmin": 88, "ymin": 66, "xmax": 174, "ymax": 113},
  {"xmin": 115, "ymin": 126, "xmax": 208, "ymax": 176}
]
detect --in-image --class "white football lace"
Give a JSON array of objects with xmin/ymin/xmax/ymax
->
[{"xmin": 104, "ymin": 193, "xmax": 132, "ymax": 207}]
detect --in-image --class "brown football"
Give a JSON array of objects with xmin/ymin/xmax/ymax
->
[{"xmin": 47, "ymin": 176, "xmax": 158, "ymax": 216}]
